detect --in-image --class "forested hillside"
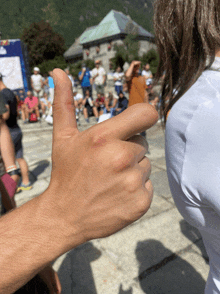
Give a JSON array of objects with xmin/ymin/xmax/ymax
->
[{"xmin": 0, "ymin": 0, "xmax": 154, "ymax": 48}]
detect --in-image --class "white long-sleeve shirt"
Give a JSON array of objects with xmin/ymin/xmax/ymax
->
[{"xmin": 166, "ymin": 57, "xmax": 220, "ymax": 293}]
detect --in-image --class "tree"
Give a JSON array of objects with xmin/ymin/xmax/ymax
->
[
  {"xmin": 140, "ymin": 49, "xmax": 159, "ymax": 75},
  {"xmin": 70, "ymin": 59, "xmax": 95, "ymax": 78},
  {"xmin": 21, "ymin": 20, "xmax": 66, "ymax": 67},
  {"xmin": 111, "ymin": 34, "xmax": 139, "ymax": 70},
  {"xmin": 37, "ymin": 56, "xmax": 68, "ymax": 75}
]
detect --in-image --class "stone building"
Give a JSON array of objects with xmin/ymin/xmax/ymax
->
[{"xmin": 64, "ymin": 10, "xmax": 156, "ymax": 72}]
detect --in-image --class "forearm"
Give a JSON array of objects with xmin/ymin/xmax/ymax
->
[
  {"xmin": 125, "ymin": 63, "xmax": 135, "ymax": 80},
  {"xmin": 79, "ymin": 72, "xmax": 84, "ymax": 81},
  {"xmin": 0, "ymin": 189, "xmax": 82, "ymax": 293},
  {"xmin": 1, "ymin": 121, "xmax": 16, "ymax": 168}
]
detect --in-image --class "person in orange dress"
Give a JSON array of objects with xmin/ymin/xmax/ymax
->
[
  {"xmin": 126, "ymin": 61, "xmax": 149, "ymax": 139},
  {"xmin": 125, "ymin": 61, "xmax": 148, "ymax": 107}
]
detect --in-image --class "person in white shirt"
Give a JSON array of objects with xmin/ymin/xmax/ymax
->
[
  {"xmin": 142, "ymin": 63, "xmax": 153, "ymax": 87},
  {"xmin": 154, "ymin": 0, "xmax": 220, "ymax": 292},
  {"xmin": 113, "ymin": 66, "xmax": 124, "ymax": 95},
  {"xmin": 65, "ymin": 68, "xmax": 74, "ymax": 88},
  {"xmin": 31, "ymin": 67, "xmax": 43, "ymax": 99},
  {"xmin": 91, "ymin": 60, "xmax": 106, "ymax": 94}
]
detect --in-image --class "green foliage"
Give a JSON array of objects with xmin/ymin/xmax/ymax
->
[
  {"xmin": 37, "ymin": 56, "xmax": 68, "ymax": 75},
  {"xmin": 21, "ymin": 20, "xmax": 66, "ymax": 67},
  {"xmin": 141, "ymin": 49, "xmax": 159, "ymax": 75},
  {"xmin": 111, "ymin": 34, "xmax": 139, "ymax": 70},
  {"xmin": 70, "ymin": 59, "xmax": 95, "ymax": 78},
  {"xmin": 0, "ymin": 0, "xmax": 154, "ymax": 48}
]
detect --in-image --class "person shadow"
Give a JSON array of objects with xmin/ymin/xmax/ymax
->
[
  {"xmin": 57, "ymin": 242, "xmax": 101, "ymax": 294},
  {"xmin": 133, "ymin": 239, "xmax": 206, "ymax": 294}
]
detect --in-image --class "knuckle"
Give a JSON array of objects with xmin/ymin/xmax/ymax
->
[
  {"xmin": 124, "ymin": 170, "xmax": 142, "ymax": 192},
  {"xmin": 136, "ymin": 193, "xmax": 151, "ymax": 214},
  {"xmin": 88, "ymin": 127, "xmax": 108, "ymax": 148},
  {"xmin": 111, "ymin": 148, "xmax": 133, "ymax": 170}
]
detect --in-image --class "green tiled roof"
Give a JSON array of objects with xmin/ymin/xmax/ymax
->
[{"xmin": 80, "ymin": 10, "xmax": 153, "ymax": 45}]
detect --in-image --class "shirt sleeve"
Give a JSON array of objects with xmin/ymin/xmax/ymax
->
[
  {"xmin": 181, "ymin": 100, "xmax": 220, "ymax": 217},
  {"xmin": 91, "ymin": 69, "xmax": 95, "ymax": 78}
]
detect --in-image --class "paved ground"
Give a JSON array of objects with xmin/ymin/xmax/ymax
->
[{"xmin": 15, "ymin": 115, "xmax": 209, "ymax": 294}]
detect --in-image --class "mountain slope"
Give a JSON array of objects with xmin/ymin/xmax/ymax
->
[{"xmin": 0, "ymin": 0, "xmax": 154, "ymax": 48}]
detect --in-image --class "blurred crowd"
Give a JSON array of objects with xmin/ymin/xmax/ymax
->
[
  {"xmin": 13, "ymin": 60, "xmax": 159, "ymax": 126},
  {"xmin": 0, "ymin": 59, "xmax": 159, "ymax": 204}
]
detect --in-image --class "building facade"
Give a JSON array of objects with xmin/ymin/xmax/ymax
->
[{"xmin": 64, "ymin": 10, "xmax": 156, "ymax": 72}]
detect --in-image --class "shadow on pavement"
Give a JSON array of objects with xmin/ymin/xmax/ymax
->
[
  {"xmin": 134, "ymin": 239, "xmax": 206, "ymax": 294},
  {"xmin": 57, "ymin": 242, "xmax": 101, "ymax": 294},
  {"xmin": 29, "ymin": 160, "xmax": 50, "ymax": 182},
  {"xmin": 118, "ymin": 284, "xmax": 133, "ymax": 294}
]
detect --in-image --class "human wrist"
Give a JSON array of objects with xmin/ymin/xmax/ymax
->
[{"xmin": 37, "ymin": 187, "xmax": 86, "ymax": 256}]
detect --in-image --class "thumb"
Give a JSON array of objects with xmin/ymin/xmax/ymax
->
[{"xmin": 52, "ymin": 68, "xmax": 78, "ymax": 139}]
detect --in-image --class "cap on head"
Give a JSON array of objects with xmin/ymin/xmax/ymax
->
[
  {"xmin": 33, "ymin": 67, "xmax": 40, "ymax": 72},
  {"xmin": 95, "ymin": 60, "xmax": 100, "ymax": 64}
]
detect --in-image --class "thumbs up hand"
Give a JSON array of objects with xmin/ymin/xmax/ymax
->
[{"xmin": 47, "ymin": 68, "xmax": 158, "ymax": 252}]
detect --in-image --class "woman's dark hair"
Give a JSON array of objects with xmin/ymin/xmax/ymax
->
[{"xmin": 154, "ymin": 0, "xmax": 220, "ymax": 122}]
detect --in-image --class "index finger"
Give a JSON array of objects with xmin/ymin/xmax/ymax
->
[{"xmin": 99, "ymin": 103, "xmax": 158, "ymax": 141}]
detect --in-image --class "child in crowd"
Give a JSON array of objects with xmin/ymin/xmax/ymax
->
[{"xmin": 82, "ymin": 90, "xmax": 99, "ymax": 123}]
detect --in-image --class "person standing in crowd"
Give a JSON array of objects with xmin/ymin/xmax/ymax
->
[
  {"xmin": 142, "ymin": 63, "xmax": 153, "ymax": 87},
  {"xmin": 0, "ymin": 74, "xmax": 32, "ymax": 192},
  {"xmin": 113, "ymin": 66, "xmax": 124, "ymax": 95},
  {"xmin": 42, "ymin": 73, "xmax": 50, "ymax": 96},
  {"xmin": 31, "ymin": 67, "xmax": 43, "ymax": 101},
  {"xmin": 65, "ymin": 68, "xmax": 75, "ymax": 89},
  {"xmin": 126, "ymin": 61, "xmax": 148, "ymax": 107},
  {"xmin": 91, "ymin": 60, "xmax": 106, "ymax": 94},
  {"xmin": 78, "ymin": 63, "xmax": 92, "ymax": 98},
  {"xmin": 154, "ymin": 0, "xmax": 220, "ymax": 292},
  {"xmin": 126, "ymin": 61, "xmax": 149, "ymax": 139},
  {"xmin": 45, "ymin": 70, "xmax": 55, "ymax": 122},
  {"xmin": 48, "ymin": 71, "xmax": 55, "ymax": 104}
]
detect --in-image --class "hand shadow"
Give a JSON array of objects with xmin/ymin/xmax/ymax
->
[{"xmin": 56, "ymin": 242, "xmax": 101, "ymax": 294}]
